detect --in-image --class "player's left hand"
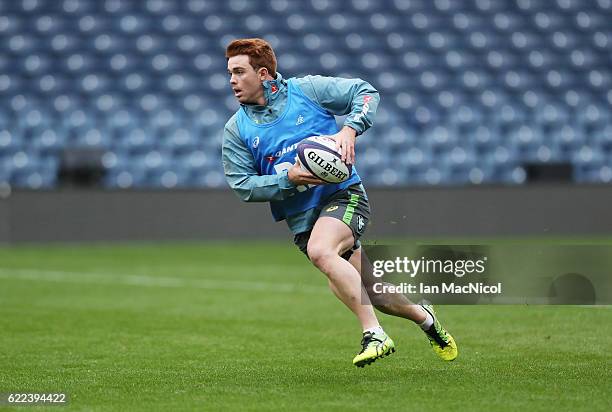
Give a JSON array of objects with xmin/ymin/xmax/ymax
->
[{"xmin": 330, "ymin": 126, "xmax": 357, "ymax": 165}]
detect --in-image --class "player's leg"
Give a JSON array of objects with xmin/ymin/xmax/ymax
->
[
  {"xmin": 350, "ymin": 247, "xmax": 458, "ymax": 361},
  {"xmin": 307, "ymin": 216, "xmax": 379, "ymax": 331},
  {"xmin": 349, "ymin": 246, "xmax": 427, "ymax": 321},
  {"xmin": 307, "ymin": 216, "xmax": 395, "ymax": 367}
]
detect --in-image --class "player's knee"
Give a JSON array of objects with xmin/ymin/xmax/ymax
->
[{"xmin": 307, "ymin": 243, "xmax": 335, "ymax": 272}]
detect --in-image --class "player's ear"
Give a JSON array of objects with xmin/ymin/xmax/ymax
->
[{"xmin": 258, "ymin": 67, "xmax": 268, "ymax": 81}]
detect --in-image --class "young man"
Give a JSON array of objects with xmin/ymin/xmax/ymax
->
[{"xmin": 222, "ymin": 38, "xmax": 457, "ymax": 367}]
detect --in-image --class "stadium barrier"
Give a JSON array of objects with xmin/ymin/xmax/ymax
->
[{"xmin": 0, "ymin": 184, "xmax": 610, "ymax": 244}]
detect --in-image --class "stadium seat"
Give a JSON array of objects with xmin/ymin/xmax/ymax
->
[{"xmin": 0, "ymin": 0, "xmax": 609, "ymax": 188}]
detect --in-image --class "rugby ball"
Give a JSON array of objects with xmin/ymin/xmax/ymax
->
[{"xmin": 297, "ymin": 135, "xmax": 352, "ymax": 184}]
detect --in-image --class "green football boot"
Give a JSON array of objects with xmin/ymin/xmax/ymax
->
[
  {"xmin": 352, "ymin": 330, "xmax": 396, "ymax": 368},
  {"xmin": 421, "ymin": 304, "xmax": 458, "ymax": 361}
]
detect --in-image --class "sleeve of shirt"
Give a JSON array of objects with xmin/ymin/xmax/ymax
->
[
  {"xmin": 222, "ymin": 115, "xmax": 299, "ymax": 202},
  {"xmin": 294, "ymin": 75, "xmax": 380, "ymax": 136}
]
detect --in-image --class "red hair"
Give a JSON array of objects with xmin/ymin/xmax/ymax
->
[{"xmin": 225, "ymin": 38, "xmax": 277, "ymax": 78}]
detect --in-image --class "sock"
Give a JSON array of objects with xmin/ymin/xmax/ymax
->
[
  {"xmin": 418, "ymin": 308, "xmax": 434, "ymax": 331},
  {"xmin": 364, "ymin": 326, "xmax": 385, "ymax": 336}
]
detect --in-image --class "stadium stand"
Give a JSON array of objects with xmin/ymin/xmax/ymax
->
[{"xmin": 0, "ymin": 0, "xmax": 610, "ymax": 188}]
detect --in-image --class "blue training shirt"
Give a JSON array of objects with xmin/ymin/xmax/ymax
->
[
  {"xmin": 222, "ymin": 72, "xmax": 380, "ymax": 234},
  {"xmin": 235, "ymin": 79, "xmax": 361, "ymax": 221}
]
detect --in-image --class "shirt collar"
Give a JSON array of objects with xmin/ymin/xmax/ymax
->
[{"xmin": 242, "ymin": 72, "xmax": 286, "ymax": 111}]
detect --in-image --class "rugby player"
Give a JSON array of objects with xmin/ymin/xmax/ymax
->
[{"xmin": 222, "ymin": 38, "xmax": 457, "ymax": 367}]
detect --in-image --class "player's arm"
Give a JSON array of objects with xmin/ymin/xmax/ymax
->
[
  {"xmin": 222, "ymin": 121, "xmax": 322, "ymax": 202},
  {"xmin": 296, "ymin": 75, "xmax": 380, "ymax": 164}
]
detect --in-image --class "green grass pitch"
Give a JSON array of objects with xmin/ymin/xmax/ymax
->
[{"xmin": 0, "ymin": 242, "xmax": 610, "ymax": 411}]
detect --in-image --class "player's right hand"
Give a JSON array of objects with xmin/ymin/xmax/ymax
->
[{"xmin": 287, "ymin": 158, "xmax": 325, "ymax": 185}]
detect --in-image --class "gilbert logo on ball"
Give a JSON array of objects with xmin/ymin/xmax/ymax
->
[{"xmin": 297, "ymin": 136, "xmax": 352, "ymax": 183}]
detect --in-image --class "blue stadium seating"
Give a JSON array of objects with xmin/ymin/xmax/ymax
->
[{"xmin": 0, "ymin": 0, "xmax": 610, "ymax": 188}]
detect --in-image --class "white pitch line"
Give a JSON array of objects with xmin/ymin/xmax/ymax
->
[
  {"xmin": 0, "ymin": 268, "xmax": 328, "ymax": 295},
  {"xmin": 4, "ymin": 268, "xmax": 608, "ymax": 307}
]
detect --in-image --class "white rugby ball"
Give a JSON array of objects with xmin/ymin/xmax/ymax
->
[{"xmin": 296, "ymin": 136, "xmax": 352, "ymax": 184}]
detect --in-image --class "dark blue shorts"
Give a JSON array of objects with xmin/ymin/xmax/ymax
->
[{"xmin": 293, "ymin": 183, "xmax": 370, "ymax": 260}]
